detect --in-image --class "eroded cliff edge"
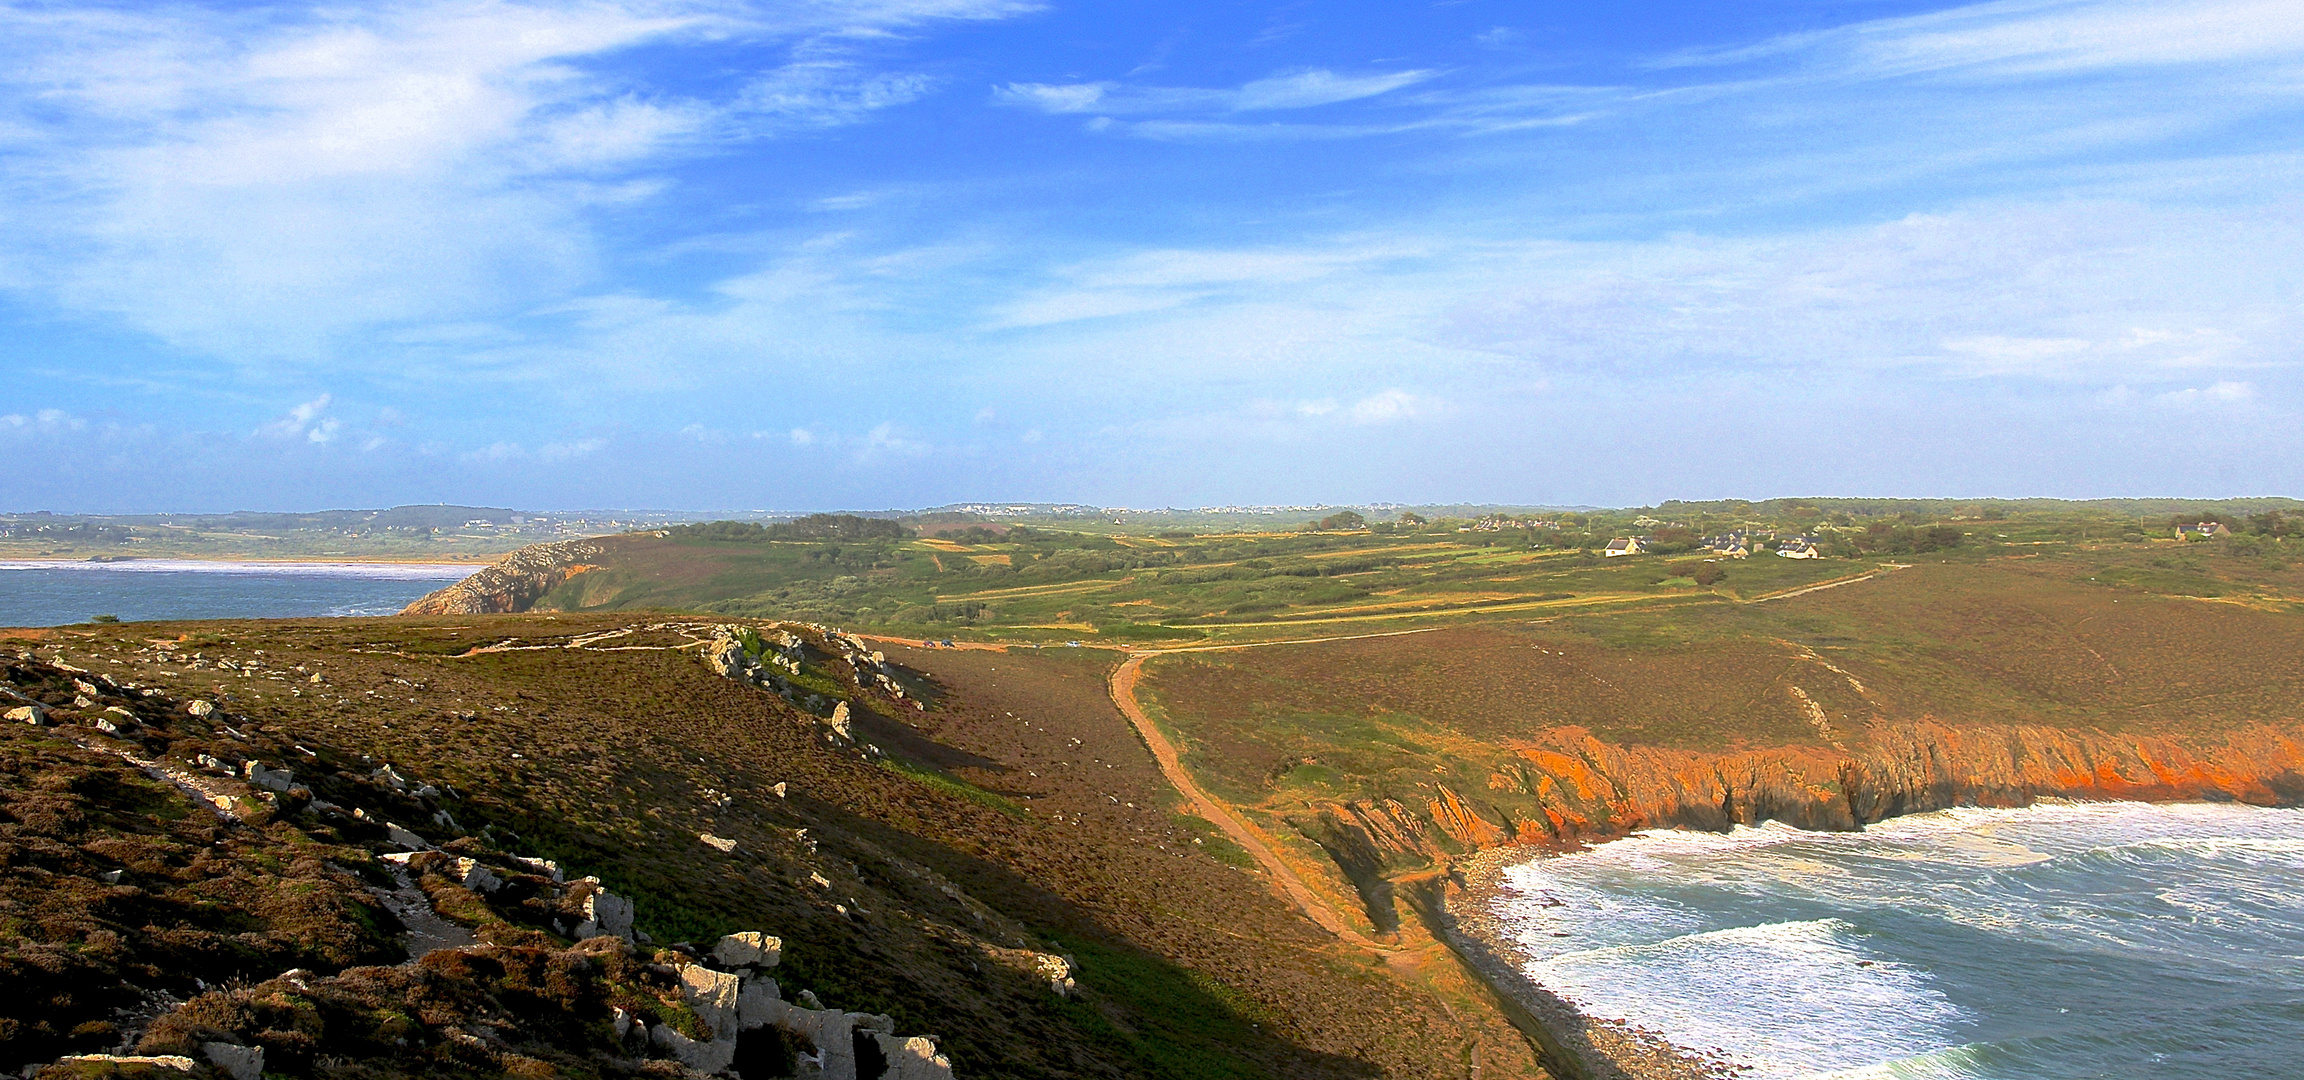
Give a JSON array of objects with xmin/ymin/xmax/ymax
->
[{"xmin": 1293, "ymin": 718, "xmax": 2304, "ymax": 890}]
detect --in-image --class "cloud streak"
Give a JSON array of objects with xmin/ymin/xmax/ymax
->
[
  {"xmin": 0, "ymin": 0, "xmax": 1027, "ymax": 366},
  {"xmin": 1655, "ymin": 0, "xmax": 2304, "ymax": 79}
]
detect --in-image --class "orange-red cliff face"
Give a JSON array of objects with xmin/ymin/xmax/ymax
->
[{"xmin": 1294, "ymin": 720, "xmax": 2304, "ymax": 900}]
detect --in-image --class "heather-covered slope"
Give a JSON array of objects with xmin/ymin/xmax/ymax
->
[{"xmin": 2, "ymin": 616, "xmax": 1539, "ymax": 1079}]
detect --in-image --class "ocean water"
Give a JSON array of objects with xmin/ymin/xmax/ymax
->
[
  {"xmin": 0, "ymin": 560, "xmax": 478, "ymax": 626},
  {"xmin": 1490, "ymin": 802, "xmax": 2304, "ymax": 1080}
]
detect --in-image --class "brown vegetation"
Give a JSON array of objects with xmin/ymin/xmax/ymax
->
[{"xmin": 4, "ymin": 615, "xmax": 1543, "ymax": 1079}]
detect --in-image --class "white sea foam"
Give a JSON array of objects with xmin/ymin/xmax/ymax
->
[
  {"xmin": 0, "ymin": 559, "xmax": 476, "ymax": 580},
  {"xmin": 1487, "ymin": 801, "xmax": 2304, "ymax": 1080},
  {"xmin": 1522, "ymin": 918, "xmax": 1965, "ymax": 1078}
]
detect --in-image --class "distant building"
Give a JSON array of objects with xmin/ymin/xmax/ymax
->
[
  {"xmin": 1702, "ymin": 530, "xmax": 1753, "ymax": 558},
  {"xmin": 1776, "ymin": 536, "xmax": 1823, "ymax": 559},
  {"xmin": 2175, "ymin": 521, "xmax": 2231, "ymax": 540},
  {"xmin": 1603, "ymin": 536, "xmax": 1650, "ymax": 557}
]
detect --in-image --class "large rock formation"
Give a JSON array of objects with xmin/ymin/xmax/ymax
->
[{"xmin": 400, "ymin": 539, "xmax": 606, "ymax": 614}]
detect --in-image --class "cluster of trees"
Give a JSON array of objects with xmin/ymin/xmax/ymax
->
[
  {"xmin": 1836, "ymin": 523, "xmax": 1966, "ymax": 555},
  {"xmin": 2178, "ymin": 511, "xmax": 2294, "ymax": 539},
  {"xmin": 1665, "ymin": 559, "xmax": 1728, "ymax": 586},
  {"xmin": 673, "ymin": 514, "xmax": 911, "ymax": 543},
  {"xmin": 928, "ymin": 525, "xmax": 1008, "ymax": 544}
]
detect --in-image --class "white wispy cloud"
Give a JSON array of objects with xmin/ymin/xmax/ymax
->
[
  {"xmin": 259, "ymin": 394, "xmax": 336, "ymax": 441},
  {"xmin": 1441, "ymin": 201, "xmax": 2304, "ymax": 384},
  {"xmin": 1654, "ymin": 0, "xmax": 2304, "ymax": 79},
  {"xmin": 997, "ymin": 67, "xmax": 1618, "ymax": 141},
  {"xmin": 0, "ymin": 0, "xmax": 1031, "ymax": 366},
  {"xmin": 986, "ymin": 242, "xmax": 1432, "ymax": 328},
  {"xmin": 995, "ymin": 68, "xmax": 1436, "ymax": 115}
]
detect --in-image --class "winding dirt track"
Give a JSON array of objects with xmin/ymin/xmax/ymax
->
[{"xmin": 1107, "ymin": 653, "xmax": 1384, "ymax": 947}]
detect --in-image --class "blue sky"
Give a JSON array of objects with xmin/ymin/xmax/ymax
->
[{"xmin": 1, "ymin": 0, "xmax": 2299, "ymax": 512}]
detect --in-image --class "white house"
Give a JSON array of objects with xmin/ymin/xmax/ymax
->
[
  {"xmin": 1603, "ymin": 537, "xmax": 1650, "ymax": 557},
  {"xmin": 1776, "ymin": 536, "xmax": 1823, "ymax": 559}
]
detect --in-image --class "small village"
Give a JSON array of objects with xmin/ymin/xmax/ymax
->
[{"xmin": 1601, "ymin": 528, "xmax": 1824, "ymax": 560}]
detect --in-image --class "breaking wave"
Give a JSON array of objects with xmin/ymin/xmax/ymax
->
[{"xmin": 1490, "ymin": 801, "xmax": 2304, "ymax": 1079}]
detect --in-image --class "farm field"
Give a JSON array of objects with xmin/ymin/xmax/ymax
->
[{"xmin": 524, "ymin": 523, "xmax": 1884, "ymax": 641}]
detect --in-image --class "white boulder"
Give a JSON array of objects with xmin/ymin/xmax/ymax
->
[
  {"xmin": 650, "ymin": 1024, "xmax": 735, "ymax": 1074},
  {"xmin": 679, "ymin": 964, "xmax": 742, "ymax": 1039},
  {"xmin": 711, "ymin": 931, "xmax": 782, "ymax": 970},
  {"xmin": 577, "ymin": 885, "xmax": 633, "ymax": 940}
]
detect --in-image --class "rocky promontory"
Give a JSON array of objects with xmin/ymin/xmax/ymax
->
[{"xmin": 402, "ymin": 539, "xmax": 606, "ymax": 615}]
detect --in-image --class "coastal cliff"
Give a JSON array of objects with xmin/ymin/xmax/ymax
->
[
  {"xmin": 1294, "ymin": 719, "xmax": 2304, "ymax": 894},
  {"xmin": 401, "ymin": 538, "xmax": 605, "ymax": 614},
  {"xmin": 1276, "ymin": 719, "xmax": 2304, "ymax": 1080}
]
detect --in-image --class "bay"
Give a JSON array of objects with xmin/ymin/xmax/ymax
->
[{"xmin": 0, "ymin": 559, "xmax": 478, "ymax": 626}]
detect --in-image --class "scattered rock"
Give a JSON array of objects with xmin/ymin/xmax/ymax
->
[
  {"xmin": 385, "ymin": 823, "xmax": 429, "ymax": 851},
  {"xmin": 50, "ymin": 1054, "xmax": 197, "ymax": 1073},
  {"xmin": 650, "ymin": 1023, "xmax": 736, "ymax": 1074},
  {"xmin": 711, "ymin": 931, "xmax": 782, "ymax": 970},
  {"xmin": 1033, "ymin": 953, "xmax": 1077, "ymax": 997},
  {"xmin": 829, "ymin": 701, "xmax": 854, "ymax": 742},
  {"xmin": 576, "ymin": 883, "xmax": 634, "ymax": 940},
  {"xmin": 244, "ymin": 761, "xmax": 295, "ymax": 793},
  {"xmin": 700, "ymin": 832, "xmax": 738, "ymax": 854},
  {"xmin": 705, "ymin": 635, "xmax": 749, "ymax": 677},
  {"xmin": 453, "ymin": 857, "xmax": 502, "ymax": 894},
  {"xmin": 878, "ymin": 1034, "xmax": 956, "ymax": 1080},
  {"xmin": 5, "ymin": 704, "xmax": 45, "ymax": 725},
  {"xmin": 200, "ymin": 1041, "xmax": 265, "ymax": 1080},
  {"xmin": 679, "ymin": 964, "xmax": 742, "ymax": 1038}
]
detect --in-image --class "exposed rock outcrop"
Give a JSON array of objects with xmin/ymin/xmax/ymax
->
[{"xmin": 400, "ymin": 539, "xmax": 606, "ymax": 615}]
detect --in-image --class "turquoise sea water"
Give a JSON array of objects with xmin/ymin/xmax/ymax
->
[
  {"xmin": 0, "ymin": 560, "xmax": 477, "ymax": 626},
  {"xmin": 1491, "ymin": 802, "xmax": 2304, "ymax": 1080}
]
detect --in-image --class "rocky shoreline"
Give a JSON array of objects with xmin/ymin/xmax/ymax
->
[{"xmin": 1426, "ymin": 843, "xmax": 1742, "ymax": 1080}]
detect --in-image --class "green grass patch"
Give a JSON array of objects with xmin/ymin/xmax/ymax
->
[
  {"xmin": 876, "ymin": 758, "xmax": 1027, "ymax": 818},
  {"xmin": 1169, "ymin": 813, "xmax": 1257, "ymax": 869},
  {"xmin": 1044, "ymin": 935, "xmax": 1275, "ymax": 1080}
]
